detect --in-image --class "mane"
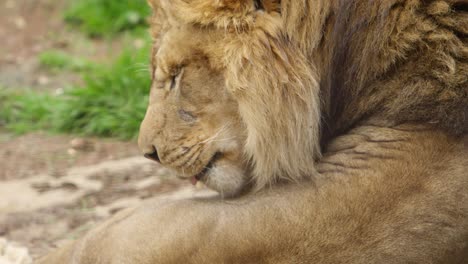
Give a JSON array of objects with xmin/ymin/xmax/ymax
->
[
  {"xmin": 282, "ymin": 0, "xmax": 468, "ymax": 138},
  {"xmin": 152, "ymin": 0, "xmax": 322, "ymax": 189},
  {"xmin": 150, "ymin": 0, "xmax": 467, "ymax": 189},
  {"xmin": 221, "ymin": 13, "xmax": 322, "ymax": 189}
]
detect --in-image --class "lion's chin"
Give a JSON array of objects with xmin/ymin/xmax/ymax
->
[{"xmin": 199, "ymin": 160, "xmax": 247, "ymax": 198}]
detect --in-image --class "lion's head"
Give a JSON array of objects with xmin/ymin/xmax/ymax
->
[
  {"xmin": 138, "ymin": 25, "xmax": 248, "ymax": 197},
  {"xmin": 139, "ymin": 0, "xmax": 322, "ymax": 197}
]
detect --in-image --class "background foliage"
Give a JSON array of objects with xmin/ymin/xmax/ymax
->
[
  {"xmin": 0, "ymin": 1, "xmax": 152, "ymax": 139},
  {"xmin": 64, "ymin": 0, "xmax": 150, "ymax": 37}
]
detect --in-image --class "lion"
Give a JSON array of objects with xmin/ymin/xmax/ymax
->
[
  {"xmin": 137, "ymin": 0, "xmax": 322, "ymax": 197},
  {"xmin": 39, "ymin": 0, "xmax": 468, "ymax": 263}
]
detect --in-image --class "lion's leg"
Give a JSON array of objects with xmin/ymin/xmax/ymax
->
[{"xmin": 39, "ymin": 126, "xmax": 468, "ymax": 264}]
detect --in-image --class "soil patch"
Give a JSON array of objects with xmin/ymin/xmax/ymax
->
[{"xmin": 0, "ymin": 132, "xmax": 201, "ymax": 259}]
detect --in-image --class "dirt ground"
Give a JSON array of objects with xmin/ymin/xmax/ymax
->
[
  {"xmin": 0, "ymin": 1, "xmax": 204, "ymax": 262},
  {"xmin": 0, "ymin": 0, "xmax": 124, "ymax": 91},
  {"xmin": 0, "ymin": 132, "xmax": 197, "ymax": 260}
]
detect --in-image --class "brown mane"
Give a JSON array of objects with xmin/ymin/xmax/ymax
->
[
  {"xmin": 148, "ymin": 0, "xmax": 467, "ymax": 188},
  {"xmin": 316, "ymin": 0, "xmax": 468, "ymax": 140}
]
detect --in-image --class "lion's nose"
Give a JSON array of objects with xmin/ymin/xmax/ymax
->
[{"xmin": 144, "ymin": 146, "xmax": 160, "ymax": 163}]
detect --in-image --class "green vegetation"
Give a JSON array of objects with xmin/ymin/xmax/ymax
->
[
  {"xmin": 53, "ymin": 44, "xmax": 151, "ymax": 139},
  {"xmin": 39, "ymin": 50, "xmax": 93, "ymax": 72},
  {"xmin": 0, "ymin": 44, "xmax": 151, "ymax": 139},
  {"xmin": 0, "ymin": 90, "xmax": 59, "ymax": 133},
  {"xmin": 64, "ymin": 0, "xmax": 150, "ymax": 37},
  {"xmin": 0, "ymin": 1, "xmax": 153, "ymax": 139}
]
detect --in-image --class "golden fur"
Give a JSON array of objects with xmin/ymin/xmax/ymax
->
[
  {"xmin": 40, "ymin": 129, "xmax": 468, "ymax": 263},
  {"xmin": 39, "ymin": 0, "xmax": 468, "ymax": 263},
  {"xmin": 140, "ymin": 0, "xmax": 322, "ymax": 196}
]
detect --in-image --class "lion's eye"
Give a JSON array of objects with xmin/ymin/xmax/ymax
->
[
  {"xmin": 153, "ymin": 67, "xmax": 183, "ymax": 90},
  {"xmin": 178, "ymin": 109, "xmax": 197, "ymax": 122},
  {"xmin": 170, "ymin": 74, "xmax": 177, "ymax": 90},
  {"xmin": 169, "ymin": 68, "xmax": 183, "ymax": 90}
]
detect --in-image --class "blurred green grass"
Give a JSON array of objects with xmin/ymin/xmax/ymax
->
[
  {"xmin": 53, "ymin": 43, "xmax": 151, "ymax": 139},
  {"xmin": 64, "ymin": 0, "xmax": 150, "ymax": 37},
  {"xmin": 0, "ymin": 1, "xmax": 153, "ymax": 140},
  {"xmin": 0, "ymin": 43, "xmax": 150, "ymax": 139},
  {"xmin": 38, "ymin": 50, "xmax": 94, "ymax": 72},
  {"xmin": 0, "ymin": 91, "xmax": 60, "ymax": 133}
]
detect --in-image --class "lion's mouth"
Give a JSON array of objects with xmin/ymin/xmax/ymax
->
[{"xmin": 190, "ymin": 152, "xmax": 223, "ymax": 185}]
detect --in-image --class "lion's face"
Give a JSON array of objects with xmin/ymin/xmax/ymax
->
[
  {"xmin": 139, "ymin": 27, "xmax": 249, "ymax": 197},
  {"xmin": 140, "ymin": 0, "xmax": 322, "ymax": 196}
]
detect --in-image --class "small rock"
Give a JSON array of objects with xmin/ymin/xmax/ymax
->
[
  {"xmin": 37, "ymin": 75, "xmax": 50, "ymax": 86},
  {"xmin": 12, "ymin": 17, "xmax": 26, "ymax": 30},
  {"xmin": 0, "ymin": 238, "xmax": 32, "ymax": 264},
  {"xmin": 54, "ymin": 88, "xmax": 64, "ymax": 96},
  {"xmin": 53, "ymin": 40, "xmax": 69, "ymax": 49},
  {"xmin": 0, "ymin": 238, "xmax": 7, "ymax": 252},
  {"xmin": 70, "ymin": 138, "xmax": 93, "ymax": 151},
  {"xmin": 4, "ymin": 245, "xmax": 32, "ymax": 264},
  {"xmin": 133, "ymin": 39, "xmax": 145, "ymax": 49},
  {"xmin": 67, "ymin": 148, "xmax": 77, "ymax": 156}
]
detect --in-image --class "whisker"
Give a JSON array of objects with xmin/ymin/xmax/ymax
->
[
  {"xmin": 127, "ymin": 63, "xmax": 151, "ymax": 73},
  {"xmin": 199, "ymin": 123, "xmax": 231, "ymax": 145}
]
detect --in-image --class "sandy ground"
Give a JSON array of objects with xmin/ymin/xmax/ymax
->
[
  {"xmin": 0, "ymin": 0, "xmax": 207, "ymax": 262},
  {"xmin": 0, "ymin": 133, "xmax": 207, "ymax": 261}
]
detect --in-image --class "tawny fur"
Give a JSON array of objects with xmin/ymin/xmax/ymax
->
[
  {"xmin": 150, "ymin": 0, "xmax": 323, "ymax": 190},
  {"xmin": 39, "ymin": 129, "xmax": 468, "ymax": 263},
  {"xmin": 39, "ymin": 0, "xmax": 468, "ymax": 263}
]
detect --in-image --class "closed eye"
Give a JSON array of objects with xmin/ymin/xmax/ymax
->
[
  {"xmin": 169, "ymin": 68, "xmax": 184, "ymax": 90},
  {"xmin": 178, "ymin": 109, "xmax": 197, "ymax": 122},
  {"xmin": 170, "ymin": 75, "xmax": 177, "ymax": 90}
]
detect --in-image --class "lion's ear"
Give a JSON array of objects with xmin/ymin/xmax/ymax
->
[{"xmin": 155, "ymin": 0, "xmax": 280, "ymax": 30}]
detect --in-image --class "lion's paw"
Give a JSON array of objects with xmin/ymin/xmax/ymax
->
[{"xmin": 0, "ymin": 238, "xmax": 32, "ymax": 264}]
